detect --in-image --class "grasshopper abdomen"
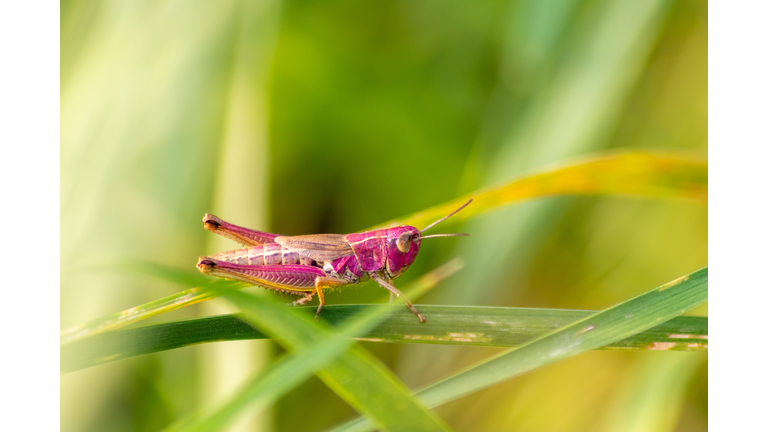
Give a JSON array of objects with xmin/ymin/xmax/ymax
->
[{"xmin": 211, "ymin": 243, "xmax": 315, "ymax": 267}]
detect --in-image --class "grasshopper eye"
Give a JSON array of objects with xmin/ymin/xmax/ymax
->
[{"xmin": 396, "ymin": 232, "xmax": 412, "ymax": 253}]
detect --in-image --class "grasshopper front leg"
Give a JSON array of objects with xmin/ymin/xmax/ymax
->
[{"xmin": 370, "ymin": 272, "xmax": 426, "ymax": 323}]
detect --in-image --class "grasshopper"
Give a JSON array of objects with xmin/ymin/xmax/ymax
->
[{"xmin": 197, "ymin": 199, "xmax": 471, "ymax": 322}]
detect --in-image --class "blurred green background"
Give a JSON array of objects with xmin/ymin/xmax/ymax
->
[{"xmin": 61, "ymin": 0, "xmax": 707, "ymax": 431}]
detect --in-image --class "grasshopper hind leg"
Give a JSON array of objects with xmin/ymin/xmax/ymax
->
[{"xmin": 196, "ymin": 257, "xmax": 353, "ymax": 320}]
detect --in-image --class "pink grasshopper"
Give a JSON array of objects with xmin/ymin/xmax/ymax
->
[{"xmin": 196, "ymin": 199, "xmax": 472, "ymax": 322}]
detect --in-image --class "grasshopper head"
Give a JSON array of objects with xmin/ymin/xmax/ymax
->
[
  {"xmin": 384, "ymin": 199, "xmax": 473, "ymax": 278},
  {"xmin": 385, "ymin": 226, "xmax": 422, "ymax": 278}
]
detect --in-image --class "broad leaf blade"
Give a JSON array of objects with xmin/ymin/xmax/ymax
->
[
  {"xmin": 331, "ymin": 267, "xmax": 708, "ymax": 432},
  {"xmin": 62, "ymin": 308, "xmax": 707, "ymax": 373}
]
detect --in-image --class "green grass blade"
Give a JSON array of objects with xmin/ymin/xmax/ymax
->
[
  {"xmin": 330, "ymin": 267, "xmax": 708, "ymax": 432},
  {"xmin": 163, "ymin": 260, "xmax": 462, "ymax": 432},
  {"xmin": 189, "ymin": 261, "xmax": 461, "ymax": 432},
  {"xmin": 599, "ymin": 353, "xmax": 705, "ymax": 432},
  {"xmin": 372, "ymin": 151, "xmax": 707, "ymax": 230},
  {"xmin": 62, "ymin": 307, "xmax": 706, "ymax": 373},
  {"xmin": 168, "ymin": 335, "xmax": 356, "ymax": 432},
  {"xmin": 166, "ymin": 316, "xmax": 380, "ymax": 432},
  {"xmin": 60, "ymin": 262, "xmax": 231, "ymax": 345},
  {"xmin": 59, "ymin": 279, "xmax": 245, "ymax": 345}
]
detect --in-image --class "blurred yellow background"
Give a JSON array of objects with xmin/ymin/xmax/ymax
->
[{"xmin": 61, "ymin": 0, "xmax": 707, "ymax": 431}]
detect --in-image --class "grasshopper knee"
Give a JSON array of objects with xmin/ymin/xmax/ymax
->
[
  {"xmin": 202, "ymin": 214, "xmax": 222, "ymax": 231},
  {"xmin": 196, "ymin": 258, "xmax": 217, "ymax": 274}
]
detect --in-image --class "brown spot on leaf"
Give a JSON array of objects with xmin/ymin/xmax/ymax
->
[
  {"xmin": 402, "ymin": 332, "xmax": 491, "ymax": 343},
  {"xmin": 668, "ymin": 334, "xmax": 708, "ymax": 339},
  {"xmin": 686, "ymin": 343, "xmax": 708, "ymax": 349},
  {"xmin": 648, "ymin": 342, "xmax": 677, "ymax": 350}
]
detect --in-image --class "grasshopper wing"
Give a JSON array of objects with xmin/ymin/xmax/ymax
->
[{"xmin": 275, "ymin": 234, "xmax": 354, "ymax": 261}]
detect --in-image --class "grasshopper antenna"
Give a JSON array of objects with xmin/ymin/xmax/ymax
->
[
  {"xmin": 419, "ymin": 198, "xmax": 473, "ymax": 234},
  {"xmin": 419, "ymin": 233, "xmax": 469, "ymax": 240}
]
